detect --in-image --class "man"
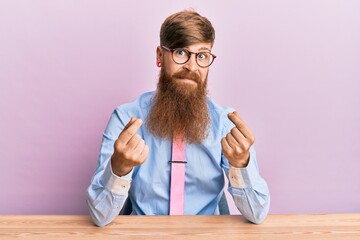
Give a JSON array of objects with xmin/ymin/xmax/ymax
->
[{"xmin": 86, "ymin": 9, "xmax": 270, "ymax": 227}]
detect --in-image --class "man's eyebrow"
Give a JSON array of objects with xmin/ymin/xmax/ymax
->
[
  {"xmin": 182, "ymin": 46, "xmax": 212, "ymax": 52},
  {"xmin": 198, "ymin": 47, "xmax": 211, "ymax": 52}
]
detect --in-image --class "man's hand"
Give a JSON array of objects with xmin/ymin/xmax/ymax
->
[
  {"xmin": 221, "ymin": 112, "xmax": 255, "ymax": 168},
  {"xmin": 111, "ymin": 117, "xmax": 149, "ymax": 176}
]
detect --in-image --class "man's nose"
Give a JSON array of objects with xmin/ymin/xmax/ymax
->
[{"xmin": 184, "ymin": 53, "xmax": 198, "ymax": 71}]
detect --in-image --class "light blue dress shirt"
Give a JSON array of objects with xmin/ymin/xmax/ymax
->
[{"xmin": 86, "ymin": 92, "xmax": 270, "ymax": 227}]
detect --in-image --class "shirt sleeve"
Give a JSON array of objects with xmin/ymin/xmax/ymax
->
[
  {"xmin": 220, "ymin": 110, "xmax": 270, "ymax": 224},
  {"xmin": 223, "ymin": 147, "xmax": 270, "ymax": 224},
  {"xmin": 86, "ymin": 109, "xmax": 133, "ymax": 227},
  {"xmin": 104, "ymin": 161, "xmax": 133, "ymax": 195}
]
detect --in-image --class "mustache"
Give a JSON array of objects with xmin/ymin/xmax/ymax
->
[{"xmin": 172, "ymin": 70, "xmax": 201, "ymax": 83}]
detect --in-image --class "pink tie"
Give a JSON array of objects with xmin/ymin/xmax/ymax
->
[{"xmin": 169, "ymin": 138, "xmax": 186, "ymax": 215}]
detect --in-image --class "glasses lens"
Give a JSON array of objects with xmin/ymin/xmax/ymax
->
[
  {"xmin": 173, "ymin": 49, "xmax": 190, "ymax": 64},
  {"xmin": 196, "ymin": 52, "xmax": 213, "ymax": 67}
]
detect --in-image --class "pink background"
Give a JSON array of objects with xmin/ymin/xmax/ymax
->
[{"xmin": 1, "ymin": 1, "xmax": 359, "ymax": 215}]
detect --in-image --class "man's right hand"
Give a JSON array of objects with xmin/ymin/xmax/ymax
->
[{"xmin": 111, "ymin": 117, "xmax": 149, "ymax": 177}]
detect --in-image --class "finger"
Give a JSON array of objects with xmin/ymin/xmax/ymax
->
[
  {"xmin": 221, "ymin": 138, "xmax": 232, "ymax": 155},
  {"xmin": 118, "ymin": 118, "xmax": 143, "ymax": 144},
  {"xmin": 132, "ymin": 141, "xmax": 148, "ymax": 165},
  {"xmin": 225, "ymin": 132, "xmax": 238, "ymax": 149},
  {"xmin": 123, "ymin": 117, "xmax": 137, "ymax": 131},
  {"xmin": 228, "ymin": 112, "xmax": 254, "ymax": 141},
  {"xmin": 230, "ymin": 127, "xmax": 247, "ymax": 145},
  {"xmin": 139, "ymin": 144, "xmax": 149, "ymax": 163},
  {"xmin": 132, "ymin": 138, "xmax": 146, "ymax": 153},
  {"xmin": 127, "ymin": 134, "xmax": 142, "ymax": 149}
]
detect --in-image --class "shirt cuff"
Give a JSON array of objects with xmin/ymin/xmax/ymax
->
[
  {"xmin": 228, "ymin": 154, "xmax": 260, "ymax": 189},
  {"xmin": 102, "ymin": 160, "xmax": 133, "ymax": 195}
]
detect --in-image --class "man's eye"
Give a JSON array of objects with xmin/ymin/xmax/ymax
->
[
  {"xmin": 175, "ymin": 49, "xmax": 187, "ymax": 56},
  {"xmin": 198, "ymin": 53, "xmax": 209, "ymax": 60}
]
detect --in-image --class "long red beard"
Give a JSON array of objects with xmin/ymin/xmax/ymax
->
[{"xmin": 146, "ymin": 66, "xmax": 210, "ymax": 144}]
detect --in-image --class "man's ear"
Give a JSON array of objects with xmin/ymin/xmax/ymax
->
[{"xmin": 156, "ymin": 46, "xmax": 162, "ymax": 63}]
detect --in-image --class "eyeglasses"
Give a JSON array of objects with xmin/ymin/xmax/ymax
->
[{"xmin": 161, "ymin": 46, "xmax": 216, "ymax": 68}]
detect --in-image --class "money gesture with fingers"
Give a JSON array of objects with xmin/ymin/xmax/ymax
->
[
  {"xmin": 111, "ymin": 117, "xmax": 149, "ymax": 177},
  {"xmin": 221, "ymin": 111, "xmax": 255, "ymax": 168}
]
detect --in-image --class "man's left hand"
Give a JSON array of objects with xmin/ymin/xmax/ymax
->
[{"xmin": 221, "ymin": 111, "xmax": 255, "ymax": 168}]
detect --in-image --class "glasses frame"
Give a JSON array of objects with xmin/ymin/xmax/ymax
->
[{"xmin": 161, "ymin": 46, "xmax": 216, "ymax": 68}]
